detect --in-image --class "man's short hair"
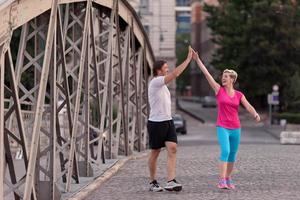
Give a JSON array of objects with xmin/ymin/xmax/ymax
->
[{"xmin": 153, "ymin": 60, "xmax": 167, "ymax": 76}]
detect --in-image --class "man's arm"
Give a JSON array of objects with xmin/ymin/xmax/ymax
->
[{"xmin": 164, "ymin": 46, "xmax": 193, "ymax": 84}]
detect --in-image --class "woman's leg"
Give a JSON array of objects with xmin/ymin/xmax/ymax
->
[
  {"xmin": 216, "ymin": 127, "xmax": 230, "ymax": 178},
  {"xmin": 226, "ymin": 162, "xmax": 234, "ymax": 178},
  {"xmin": 226, "ymin": 129, "xmax": 241, "ymax": 177},
  {"xmin": 218, "ymin": 162, "xmax": 227, "ymax": 179}
]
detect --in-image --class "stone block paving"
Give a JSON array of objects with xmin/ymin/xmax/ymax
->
[
  {"xmin": 86, "ymin": 144, "xmax": 300, "ymax": 200},
  {"xmin": 86, "ymin": 111, "xmax": 300, "ymax": 200}
]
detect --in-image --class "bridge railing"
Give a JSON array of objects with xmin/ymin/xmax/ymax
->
[{"xmin": 0, "ymin": 0, "xmax": 154, "ymax": 199}]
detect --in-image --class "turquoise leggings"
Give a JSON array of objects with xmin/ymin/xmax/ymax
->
[{"xmin": 216, "ymin": 126, "xmax": 241, "ymax": 162}]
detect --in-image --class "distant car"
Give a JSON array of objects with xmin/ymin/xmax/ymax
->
[
  {"xmin": 173, "ymin": 114, "xmax": 187, "ymax": 135},
  {"xmin": 202, "ymin": 96, "xmax": 217, "ymax": 107}
]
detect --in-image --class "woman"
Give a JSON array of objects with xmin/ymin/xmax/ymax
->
[{"xmin": 192, "ymin": 50, "xmax": 261, "ymax": 189}]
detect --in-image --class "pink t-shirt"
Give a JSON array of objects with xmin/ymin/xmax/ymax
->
[{"xmin": 216, "ymin": 87, "xmax": 244, "ymax": 129}]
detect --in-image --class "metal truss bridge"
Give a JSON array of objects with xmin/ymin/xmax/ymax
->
[{"xmin": 0, "ymin": 0, "xmax": 154, "ymax": 199}]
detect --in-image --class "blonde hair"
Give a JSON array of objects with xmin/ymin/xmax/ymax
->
[{"xmin": 223, "ymin": 69, "xmax": 238, "ymax": 83}]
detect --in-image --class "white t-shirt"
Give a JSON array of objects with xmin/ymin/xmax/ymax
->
[{"xmin": 148, "ymin": 76, "xmax": 172, "ymax": 121}]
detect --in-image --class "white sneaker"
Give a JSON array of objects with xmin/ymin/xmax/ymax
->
[
  {"xmin": 149, "ymin": 180, "xmax": 163, "ymax": 192},
  {"xmin": 164, "ymin": 179, "xmax": 182, "ymax": 191}
]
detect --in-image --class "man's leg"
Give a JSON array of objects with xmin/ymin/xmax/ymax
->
[
  {"xmin": 147, "ymin": 120, "xmax": 165, "ymax": 192},
  {"xmin": 148, "ymin": 149, "xmax": 161, "ymax": 181},
  {"xmin": 164, "ymin": 141, "xmax": 182, "ymax": 191},
  {"xmin": 165, "ymin": 141, "xmax": 177, "ymax": 181}
]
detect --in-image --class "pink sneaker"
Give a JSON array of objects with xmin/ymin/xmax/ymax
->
[
  {"xmin": 225, "ymin": 177, "xmax": 235, "ymax": 189},
  {"xmin": 218, "ymin": 178, "xmax": 229, "ymax": 189}
]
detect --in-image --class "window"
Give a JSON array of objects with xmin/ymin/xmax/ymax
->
[
  {"xmin": 140, "ymin": 0, "xmax": 149, "ymax": 14},
  {"xmin": 176, "ymin": 0, "xmax": 190, "ymax": 6},
  {"xmin": 143, "ymin": 25, "xmax": 149, "ymax": 35}
]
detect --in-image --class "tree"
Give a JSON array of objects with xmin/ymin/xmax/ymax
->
[
  {"xmin": 176, "ymin": 33, "xmax": 191, "ymax": 94},
  {"xmin": 204, "ymin": 0, "xmax": 300, "ymax": 109},
  {"xmin": 282, "ymin": 71, "xmax": 300, "ymax": 112}
]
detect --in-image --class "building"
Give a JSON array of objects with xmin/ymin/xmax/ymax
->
[
  {"xmin": 128, "ymin": 0, "xmax": 219, "ymax": 103},
  {"xmin": 128, "ymin": 0, "xmax": 177, "ymax": 114},
  {"xmin": 176, "ymin": 0, "xmax": 191, "ymax": 34},
  {"xmin": 175, "ymin": 0, "xmax": 217, "ymax": 97},
  {"xmin": 190, "ymin": 0, "xmax": 218, "ymax": 97},
  {"xmin": 176, "ymin": 12, "xmax": 191, "ymax": 34}
]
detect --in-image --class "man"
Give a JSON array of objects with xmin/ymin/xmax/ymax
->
[{"xmin": 148, "ymin": 46, "xmax": 193, "ymax": 192}]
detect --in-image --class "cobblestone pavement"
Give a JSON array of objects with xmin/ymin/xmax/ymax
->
[{"xmin": 86, "ymin": 111, "xmax": 300, "ymax": 200}]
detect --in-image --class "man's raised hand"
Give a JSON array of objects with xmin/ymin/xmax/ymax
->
[{"xmin": 187, "ymin": 46, "xmax": 193, "ymax": 61}]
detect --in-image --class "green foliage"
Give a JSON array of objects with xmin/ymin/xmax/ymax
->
[
  {"xmin": 274, "ymin": 112, "xmax": 300, "ymax": 124},
  {"xmin": 204, "ymin": 0, "xmax": 300, "ymax": 107},
  {"xmin": 282, "ymin": 71, "xmax": 300, "ymax": 111}
]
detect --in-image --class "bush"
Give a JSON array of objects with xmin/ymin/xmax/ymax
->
[
  {"xmin": 274, "ymin": 113, "xmax": 300, "ymax": 124},
  {"xmin": 288, "ymin": 100, "xmax": 300, "ymax": 113}
]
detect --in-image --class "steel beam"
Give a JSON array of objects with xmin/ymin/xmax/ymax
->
[
  {"xmin": 65, "ymin": 0, "xmax": 91, "ymax": 192},
  {"xmin": 0, "ymin": 43, "xmax": 5, "ymax": 200},
  {"xmin": 1, "ymin": 0, "xmax": 153, "ymax": 199},
  {"xmin": 23, "ymin": 1, "xmax": 58, "ymax": 199}
]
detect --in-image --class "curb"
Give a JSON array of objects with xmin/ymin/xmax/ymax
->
[
  {"xmin": 263, "ymin": 127, "xmax": 280, "ymax": 140},
  {"xmin": 67, "ymin": 151, "xmax": 149, "ymax": 200},
  {"xmin": 262, "ymin": 125, "xmax": 283, "ymax": 140}
]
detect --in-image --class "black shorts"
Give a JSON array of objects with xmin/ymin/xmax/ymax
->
[{"xmin": 147, "ymin": 120, "xmax": 177, "ymax": 149}]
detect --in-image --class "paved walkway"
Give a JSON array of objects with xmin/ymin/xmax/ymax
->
[{"xmin": 85, "ymin": 111, "xmax": 300, "ymax": 200}]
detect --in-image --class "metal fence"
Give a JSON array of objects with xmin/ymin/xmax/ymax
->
[{"xmin": 0, "ymin": 0, "xmax": 154, "ymax": 199}]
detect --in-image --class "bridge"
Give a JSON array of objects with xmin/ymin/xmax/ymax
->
[{"xmin": 0, "ymin": 0, "xmax": 154, "ymax": 199}]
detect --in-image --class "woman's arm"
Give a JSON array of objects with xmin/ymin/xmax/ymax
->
[
  {"xmin": 193, "ymin": 52, "xmax": 220, "ymax": 94},
  {"xmin": 241, "ymin": 95, "xmax": 261, "ymax": 122},
  {"xmin": 164, "ymin": 46, "xmax": 193, "ymax": 84}
]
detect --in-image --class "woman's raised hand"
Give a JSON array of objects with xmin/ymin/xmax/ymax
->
[{"xmin": 191, "ymin": 48, "xmax": 199, "ymax": 61}]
